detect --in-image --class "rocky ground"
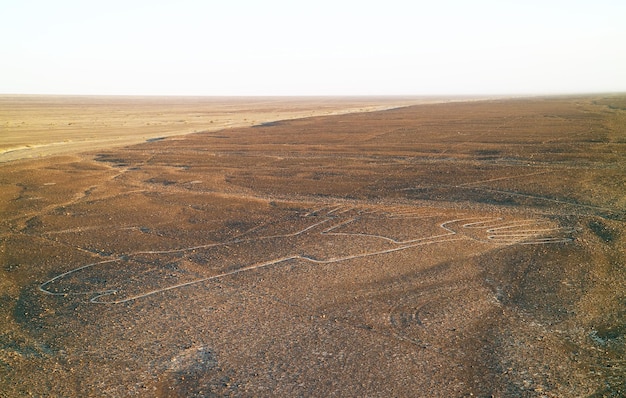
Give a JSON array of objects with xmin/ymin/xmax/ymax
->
[{"xmin": 1, "ymin": 95, "xmax": 624, "ymax": 397}]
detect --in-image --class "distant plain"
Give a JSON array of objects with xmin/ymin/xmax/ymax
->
[{"xmin": 0, "ymin": 95, "xmax": 450, "ymax": 162}]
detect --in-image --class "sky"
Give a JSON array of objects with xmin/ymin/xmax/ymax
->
[{"xmin": 1, "ymin": 0, "xmax": 625, "ymax": 96}]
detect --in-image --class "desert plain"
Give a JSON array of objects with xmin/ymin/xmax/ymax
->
[{"xmin": 0, "ymin": 95, "xmax": 625, "ymax": 397}]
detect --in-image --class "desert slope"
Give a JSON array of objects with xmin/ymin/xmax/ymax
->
[{"xmin": 1, "ymin": 95, "xmax": 624, "ymax": 397}]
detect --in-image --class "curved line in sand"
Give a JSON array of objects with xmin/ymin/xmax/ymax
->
[{"xmin": 39, "ymin": 213, "xmax": 573, "ymax": 304}]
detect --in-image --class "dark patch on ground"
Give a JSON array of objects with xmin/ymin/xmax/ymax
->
[
  {"xmin": 589, "ymin": 219, "xmax": 619, "ymax": 243},
  {"xmin": 254, "ymin": 121, "xmax": 282, "ymax": 128},
  {"xmin": 156, "ymin": 347, "xmax": 239, "ymax": 398}
]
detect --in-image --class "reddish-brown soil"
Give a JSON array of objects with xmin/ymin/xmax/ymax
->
[{"xmin": 1, "ymin": 95, "xmax": 625, "ymax": 397}]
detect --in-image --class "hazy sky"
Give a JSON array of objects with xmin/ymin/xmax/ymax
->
[{"xmin": 2, "ymin": 0, "xmax": 625, "ymax": 96}]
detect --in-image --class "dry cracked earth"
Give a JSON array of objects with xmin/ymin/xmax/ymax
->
[{"xmin": 1, "ymin": 96, "xmax": 625, "ymax": 397}]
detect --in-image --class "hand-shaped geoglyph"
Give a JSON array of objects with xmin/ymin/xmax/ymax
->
[
  {"xmin": 445, "ymin": 218, "xmax": 574, "ymax": 244},
  {"xmin": 40, "ymin": 206, "xmax": 573, "ymax": 304}
]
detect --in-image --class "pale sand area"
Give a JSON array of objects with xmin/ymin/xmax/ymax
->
[{"xmin": 0, "ymin": 95, "xmax": 478, "ymax": 162}]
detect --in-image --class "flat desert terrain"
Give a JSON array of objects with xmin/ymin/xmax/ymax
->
[
  {"xmin": 1, "ymin": 95, "xmax": 625, "ymax": 397},
  {"xmin": 0, "ymin": 95, "xmax": 448, "ymax": 163}
]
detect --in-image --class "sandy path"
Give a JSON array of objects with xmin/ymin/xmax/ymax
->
[{"xmin": 0, "ymin": 95, "xmax": 474, "ymax": 162}]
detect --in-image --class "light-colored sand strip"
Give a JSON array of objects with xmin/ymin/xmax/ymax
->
[{"xmin": 1, "ymin": 96, "xmax": 480, "ymax": 163}]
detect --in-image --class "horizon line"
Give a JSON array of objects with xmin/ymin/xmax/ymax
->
[{"xmin": 2, "ymin": 91, "xmax": 625, "ymax": 98}]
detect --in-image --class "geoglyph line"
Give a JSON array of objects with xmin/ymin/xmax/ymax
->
[
  {"xmin": 455, "ymin": 170, "xmax": 551, "ymax": 187},
  {"xmin": 39, "ymin": 208, "xmax": 573, "ymax": 304}
]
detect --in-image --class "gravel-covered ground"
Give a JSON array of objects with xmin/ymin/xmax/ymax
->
[{"xmin": 1, "ymin": 95, "xmax": 624, "ymax": 397}]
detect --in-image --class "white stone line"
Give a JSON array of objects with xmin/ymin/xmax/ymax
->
[
  {"xmin": 132, "ymin": 218, "xmax": 334, "ymax": 255},
  {"xmin": 299, "ymin": 237, "xmax": 464, "ymax": 264},
  {"xmin": 321, "ymin": 218, "xmax": 462, "ymax": 245},
  {"xmin": 325, "ymin": 205, "xmax": 348, "ymax": 215},
  {"xmin": 91, "ymin": 237, "xmax": 466, "ymax": 304},
  {"xmin": 41, "ymin": 226, "xmax": 105, "ymax": 235},
  {"xmin": 483, "ymin": 219, "xmax": 545, "ymax": 228},
  {"xmin": 38, "ymin": 212, "xmax": 338, "ymax": 301},
  {"xmin": 518, "ymin": 237, "xmax": 573, "ymax": 244},
  {"xmin": 90, "ymin": 256, "xmax": 300, "ymax": 304},
  {"xmin": 488, "ymin": 230, "xmax": 570, "ymax": 238},
  {"xmin": 458, "ymin": 218, "xmax": 574, "ymax": 243},
  {"xmin": 303, "ymin": 206, "xmax": 336, "ymax": 217},
  {"xmin": 39, "ymin": 217, "xmax": 462, "ymax": 303},
  {"xmin": 39, "ymin": 259, "xmax": 120, "ymax": 297},
  {"xmin": 477, "ymin": 187, "xmax": 616, "ymax": 212},
  {"xmin": 455, "ymin": 171, "xmax": 550, "ymax": 187},
  {"xmin": 460, "ymin": 218, "xmax": 506, "ymax": 228},
  {"xmin": 38, "ymin": 213, "xmax": 573, "ymax": 304}
]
